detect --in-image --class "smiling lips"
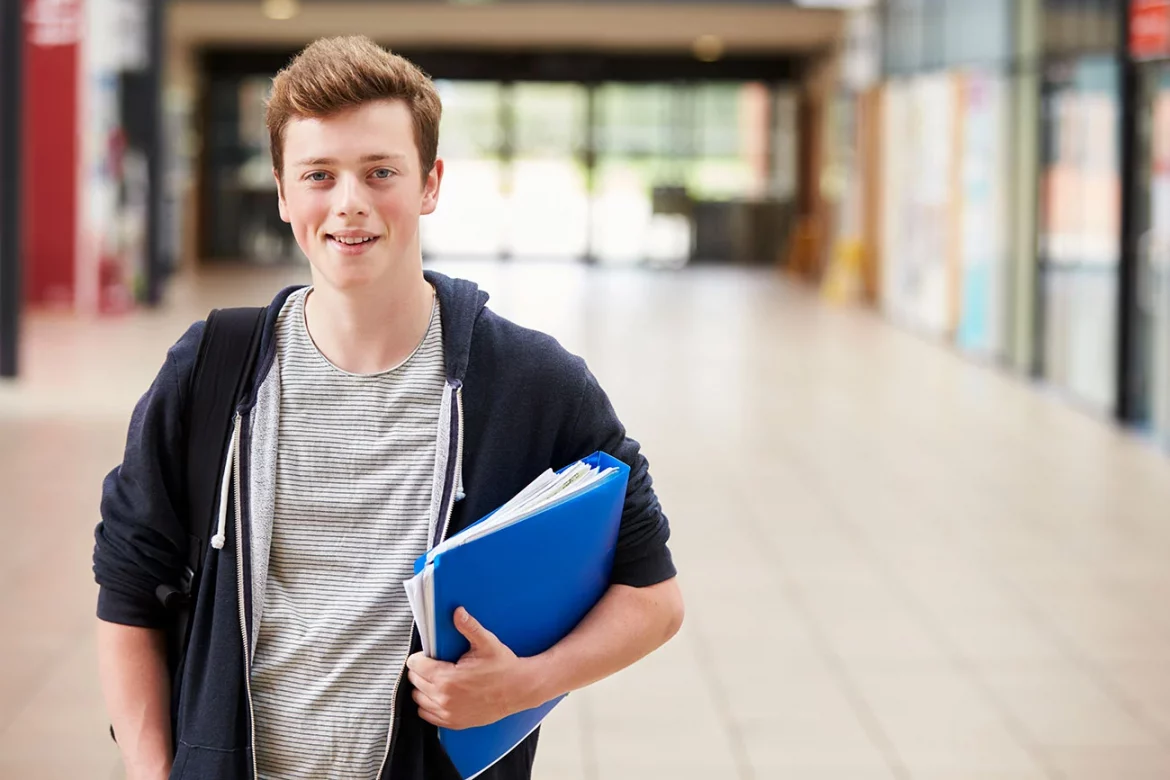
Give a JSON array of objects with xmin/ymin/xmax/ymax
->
[{"xmin": 326, "ymin": 232, "xmax": 381, "ymax": 253}]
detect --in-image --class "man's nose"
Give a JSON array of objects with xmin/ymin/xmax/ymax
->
[{"xmin": 333, "ymin": 174, "xmax": 370, "ymax": 217}]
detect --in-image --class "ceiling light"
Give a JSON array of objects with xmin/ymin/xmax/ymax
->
[
  {"xmin": 262, "ymin": 0, "xmax": 300, "ymax": 21},
  {"xmin": 692, "ymin": 35, "xmax": 724, "ymax": 63}
]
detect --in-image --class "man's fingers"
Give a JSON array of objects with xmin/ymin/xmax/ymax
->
[
  {"xmin": 418, "ymin": 711, "xmax": 441, "ymax": 726},
  {"xmin": 408, "ymin": 669, "xmax": 441, "ymax": 700},
  {"xmin": 406, "ymin": 651, "xmax": 436, "ymax": 674},
  {"xmin": 412, "ymin": 687, "xmax": 444, "ymax": 713},
  {"xmin": 417, "ymin": 706, "xmax": 446, "ymax": 727},
  {"xmin": 413, "ymin": 689, "xmax": 447, "ymax": 726},
  {"xmin": 406, "ymin": 651, "xmax": 452, "ymax": 681}
]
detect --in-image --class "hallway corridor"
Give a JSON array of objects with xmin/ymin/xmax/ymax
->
[{"xmin": 3, "ymin": 261, "xmax": 1170, "ymax": 779}]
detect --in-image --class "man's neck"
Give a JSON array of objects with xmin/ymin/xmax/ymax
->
[{"xmin": 303, "ymin": 264, "xmax": 435, "ymax": 375}]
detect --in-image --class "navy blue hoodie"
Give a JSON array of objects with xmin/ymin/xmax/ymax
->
[{"xmin": 93, "ymin": 271, "xmax": 676, "ymax": 780}]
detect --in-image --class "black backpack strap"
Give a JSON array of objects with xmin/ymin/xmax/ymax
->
[
  {"xmin": 182, "ymin": 306, "xmax": 267, "ymax": 591},
  {"xmin": 158, "ymin": 307, "xmax": 266, "ymax": 671}
]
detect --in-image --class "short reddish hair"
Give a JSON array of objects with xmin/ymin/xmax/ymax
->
[{"xmin": 265, "ymin": 35, "xmax": 442, "ymax": 180}]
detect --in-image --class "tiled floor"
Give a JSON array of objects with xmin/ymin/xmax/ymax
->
[{"xmin": 3, "ymin": 259, "xmax": 1170, "ymax": 779}]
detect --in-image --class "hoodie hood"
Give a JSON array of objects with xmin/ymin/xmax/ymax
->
[{"xmin": 423, "ymin": 270, "xmax": 490, "ymax": 384}]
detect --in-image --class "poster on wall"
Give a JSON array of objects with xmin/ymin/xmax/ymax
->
[
  {"xmin": 81, "ymin": 0, "xmax": 125, "ymax": 314},
  {"xmin": 879, "ymin": 80, "xmax": 910, "ymax": 323},
  {"xmin": 78, "ymin": 0, "xmax": 155, "ymax": 314},
  {"xmin": 888, "ymin": 72, "xmax": 955, "ymax": 338},
  {"xmin": 880, "ymin": 77, "xmax": 950, "ymax": 333},
  {"xmin": 1042, "ymin": 62, "xmax": 1122, "ymax": 269},
  {"xmin": 956, "ymin": 70, "xmax": 1008, "ymax": 359}
]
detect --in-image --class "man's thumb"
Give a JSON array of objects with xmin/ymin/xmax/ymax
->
[{"xmin": 454, "ymin": 607, "xmax": 492, "ymax": 650}]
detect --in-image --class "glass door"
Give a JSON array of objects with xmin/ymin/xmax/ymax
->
[
  {"xmin": 1037, "ymin": 56, "xmax": 1122, "ymax": 412},
  {"xmin": 421, "ymin": 81, "xmax": 507, "ymax": 258},
  {"xmin": 591, "ymin": 84, "xmax": 685, "ymax": 265},
  {"xmin": 507, "ymin": 83, "xmax": 590, "ymax": 260}
]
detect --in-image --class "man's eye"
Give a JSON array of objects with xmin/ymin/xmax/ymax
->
[
  {"xmin": 372, "ymin": 169, "xmax": 394, "ymax": 180},
  {"xmin": 307, "ymin": 171, "xmax": 330, "ymax": 182}
]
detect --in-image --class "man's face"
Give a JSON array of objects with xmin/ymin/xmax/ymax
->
[{"xmin": 276, "ymin": 99, "xmax": 442, "ymax": 291}]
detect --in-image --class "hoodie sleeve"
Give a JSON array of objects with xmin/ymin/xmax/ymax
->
[
  {"xmin": 563, "ymin": 363, "xmax": 676, "ymax": 589},
  {"xmin": 93, "ymin": 322, "xmax": 205, "ymax": 628}
]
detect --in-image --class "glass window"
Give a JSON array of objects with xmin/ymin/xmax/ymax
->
[
  {"xmin": 513, "ymin": 82, "xmax": 587, "ymax": 156},
  {"xmin": 509, "ymin": 83, "xmax": 590, "ymax": 258},
  {"xmin": 596, "ymin": 84, "xmax": 675, "ymax": 157},
  {"xmin": 422, "ymin": 82, "xmax": 506, "ymax": 257},
  {"xmin": 884, "ymin": 0, "xmax": 925, "ymax": 76},
  {"xmin": 434, "ymin": 81, "xmax": 502, "ymax": 159},
  {"xmin": 943, "ymin": 0, "xmax": 971, "ymax": 67},
  {"xmin": 694, "ymin": 85, "xmax": 741, "ymax": 158},
  {"xmin": 979, "ymin": 0, "xmax": 1013, "ymax": 65},
  {"xmin": 690, "ymin": 84, "xmax": 762, "ymax": 200},
  {"xmin": 593, "ymin": 84, "xmax": 686, "ymax": 264},
  {"xmin": 921, "ymin": 0, "xmax": 945, "ymax": 70}
]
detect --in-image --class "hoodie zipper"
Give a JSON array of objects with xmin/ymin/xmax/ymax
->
[
  {"xmin": 230, "ymin": 412, "xmax": 259, "ymax": 779},
  {"xmin": 440, "ymin": 384, "xmax": 465, "ymax": 543},
  {"xmin": 376, "ymin": 383, "xmax": 465, "ymax": 779}
]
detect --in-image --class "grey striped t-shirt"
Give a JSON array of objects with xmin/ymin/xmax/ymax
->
[{"xmin": 251, "ymin": 286, "xmax": 445, "ymax": 780}]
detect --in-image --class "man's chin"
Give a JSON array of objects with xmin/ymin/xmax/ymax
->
[{"xmin": 307, "ymin": 256, "xmax": 389, "ymax": 291}]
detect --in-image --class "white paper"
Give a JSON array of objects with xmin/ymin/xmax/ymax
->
[{"xmin": 403, "ymin": 570, "xmax": 431, "ymax": 658}]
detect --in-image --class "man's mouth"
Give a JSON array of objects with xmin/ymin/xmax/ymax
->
[{"xmin": 328, "ymin": 234, "xmax": 379, "ymax": 246}]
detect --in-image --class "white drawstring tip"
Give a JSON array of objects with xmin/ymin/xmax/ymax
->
[
  {"xmin": 455, "ymin": 490, "xmax": 466, "ymax": 502},
  {"xmin": 211, "ymin": 533, "xmax": 226, "ymax": 550}
]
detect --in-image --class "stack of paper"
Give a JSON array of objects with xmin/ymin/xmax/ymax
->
[{"xmin": 402, "ymin": 451, "xmax": 630, "ymax": 780}]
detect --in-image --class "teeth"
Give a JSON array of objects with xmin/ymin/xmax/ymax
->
[{"xmin": 334, "ymin": 236, "xmax": 374, "ymax": 245}]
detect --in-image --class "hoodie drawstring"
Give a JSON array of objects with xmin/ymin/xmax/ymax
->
[{"xmin": 211, "ymin": 417, "xmax": 239, "ymax": 550}]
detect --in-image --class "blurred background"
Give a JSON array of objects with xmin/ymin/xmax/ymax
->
[{"xmin": 5, "ymin": 0, "xmax": 1170, "ymax": 778}]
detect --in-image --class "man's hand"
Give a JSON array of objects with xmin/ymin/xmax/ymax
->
[
  {"xmin": 407, "ymin": 580, "xmax": 684, "ymax": 732},
  {"xmin": 406, "ymin": 607, "xmax": 543, "ymax": 731}
]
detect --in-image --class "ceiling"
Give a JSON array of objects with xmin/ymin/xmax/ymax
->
[{"xmin": 169, "ymin": 1, "xmax": 846, "ymax": 54}]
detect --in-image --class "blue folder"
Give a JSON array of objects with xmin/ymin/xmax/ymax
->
[{"xmin": 414, "ymin": 451, "xmax": 629, "ymax": 779}]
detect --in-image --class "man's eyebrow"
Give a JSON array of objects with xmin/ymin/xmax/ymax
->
[{"xmin": 292, "ymin": 153, "xmax": 407, "ymax": 167}]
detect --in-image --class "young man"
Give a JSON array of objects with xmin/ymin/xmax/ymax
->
[{"xmin": 93, "ymin": 35, "xmax": 682, "ymax": 780}]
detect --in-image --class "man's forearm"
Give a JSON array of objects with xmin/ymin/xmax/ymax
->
[
  {"xmin": 525, "ymin": 578, "xmax": 684, "ymax": 707},
  {"xmin": 96, "ymin": 620, "xmax": 173, "ymax": 780}
]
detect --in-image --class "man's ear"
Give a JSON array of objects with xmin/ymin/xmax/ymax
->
[
  {"xmin": 275, "ymin": 170, "xmax": 290, "ymax": 223},
  {"xmin": 420, "ymin": 158, "xmax": 444, "ymax": 217}
]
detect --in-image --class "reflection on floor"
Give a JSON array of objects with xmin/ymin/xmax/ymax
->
[{"xmin": 3, "ymin": 259, "xmax": 1170, "ymax": 779}]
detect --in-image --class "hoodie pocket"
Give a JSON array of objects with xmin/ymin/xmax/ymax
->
[{"xmin": 170, "ymin": 742, "xmax": 251, "ymax": 780}]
